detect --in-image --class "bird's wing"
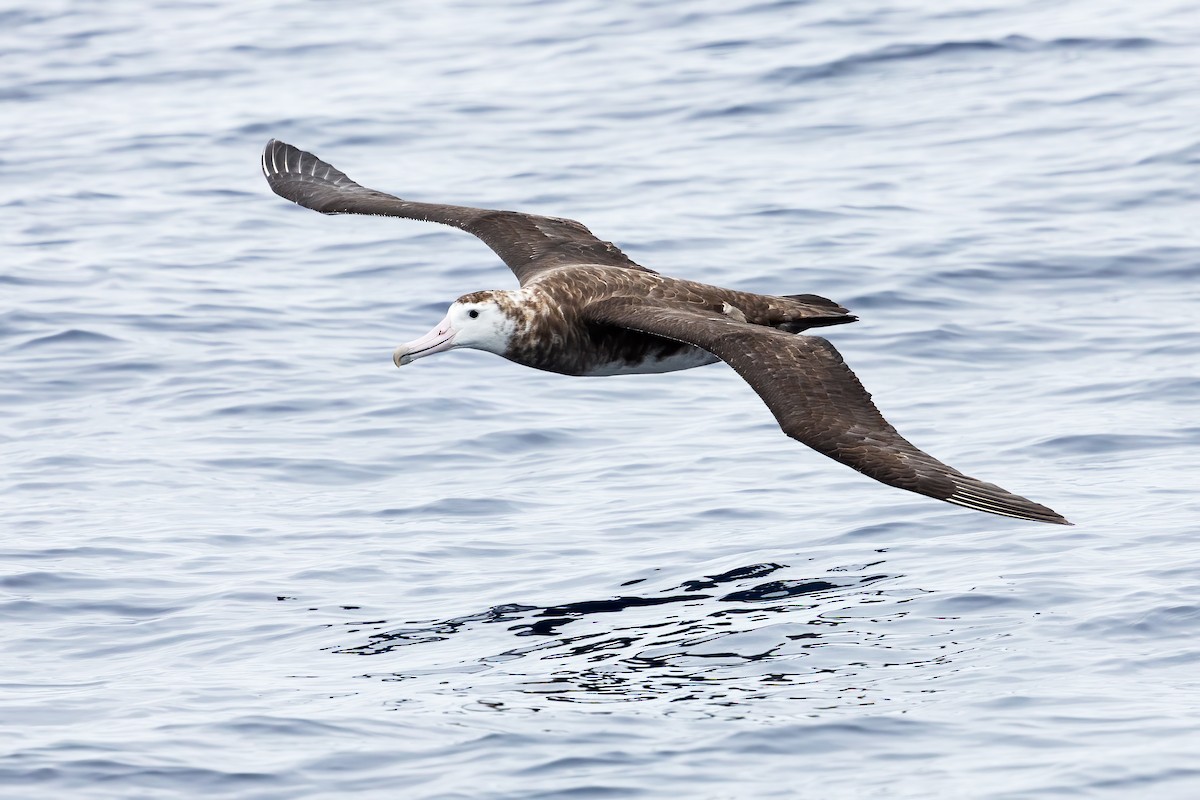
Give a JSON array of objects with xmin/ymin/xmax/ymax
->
[
  {"xmin": 585, "ymin": 299, "xmax": 1069, "ymax": 524},
  {"xmin": 261, "ymin": 139, "xmax": 653, "ymax": 285}
]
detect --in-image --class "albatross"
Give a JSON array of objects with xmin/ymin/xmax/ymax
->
[{"xmin": 261, "ymin": 139, "xmax": 1069, "ymax": 525}]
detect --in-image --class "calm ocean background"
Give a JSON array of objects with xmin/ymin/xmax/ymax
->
[{"xmin": 4, "ymin": 0, "xmax": 1200, "ymax": 797}]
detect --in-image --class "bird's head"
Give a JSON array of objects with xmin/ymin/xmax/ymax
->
[{"xmin": 393, "ymin": 290, "xmax": 519, "ymax": 367}]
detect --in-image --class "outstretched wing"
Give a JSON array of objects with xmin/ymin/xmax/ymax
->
[
  {"xmin": 261, "ymin": 139, "xmax": 652, "ymax": 285},
  {"xmin": 586, "ymin": 299, "xmax": 1070, "ymax": 524}
]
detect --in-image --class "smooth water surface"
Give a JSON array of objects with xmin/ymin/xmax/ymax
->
[{"xmin": 3, "ymin": 0, "xmax": 1200, "ymax": 797}]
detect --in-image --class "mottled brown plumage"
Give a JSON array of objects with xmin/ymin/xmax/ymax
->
[{"xmin": 262, "ymin": 139, "xmax": 1070, "ymax": 525}]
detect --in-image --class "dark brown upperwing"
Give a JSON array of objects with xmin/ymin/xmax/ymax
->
[
  {"xmin": 585, "ymin": 299, "xmax": 1069, "ymax": 525},
  {"xmin": 261, "ymin": 139, "xmax": 652, "ymax": 285}
]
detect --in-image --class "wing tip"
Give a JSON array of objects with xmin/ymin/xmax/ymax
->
[
  {"xmin": 261, "ymin": 138, "xmax": 289, "ymax": 180},
  {"xmin": 261, "ymin": 138, "xmax": 315, "ymax": 178},
  {"xmin": 261, "ymin": 139, "xmax": 361, "ymax": 213},
  {"xmin": 944, "ymin": 484, "xmax": 1072, "ymax": 525}
]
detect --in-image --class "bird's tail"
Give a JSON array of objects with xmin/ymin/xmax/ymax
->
[{"xmin": 775, "ymin": 293, "xmax": 858, "ymax": 332}]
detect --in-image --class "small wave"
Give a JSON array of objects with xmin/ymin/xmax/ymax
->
[
  {"xmin": 17, "ymin": 329, "xmax": 122, "ymax": 349},
  {"xmin": 372, "ymin": 496, "xmax": 524, "ymax": 518},
  {"xmin": 197, "ymin": 456, "xmax": 386, "ymax": 486},
  {"xmin": 687, "ymin": 102, "xmax": 785, "ymax": 120},
  {"xmin": 1037, "ymin": 433, "xmax": 1182, "ymax": 456},
  {"xmin": 1137, "ymin": 141, "xmax": 1200, "ymax": 166},
  {"xmin": 766, "ymin": 35, "xmax": 1162, "ymax": 85}
]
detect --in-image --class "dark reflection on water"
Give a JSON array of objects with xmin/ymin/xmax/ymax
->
[
  {"xmin": 326, "ymin": 559, "xmax": 930, "ymax": 707},
  {"xmin": 335, "ymin": 561, "xmax": 887, "ymax": 656}
]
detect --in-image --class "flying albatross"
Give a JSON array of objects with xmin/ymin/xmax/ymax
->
[{"xmin": 261, "ymin": 139, "xmax": 1069, "ymax": 525}]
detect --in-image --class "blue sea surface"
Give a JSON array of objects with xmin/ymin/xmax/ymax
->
[{"xmin": 3, "ymin": 0, "xmax": 1200, "ymax": 797}]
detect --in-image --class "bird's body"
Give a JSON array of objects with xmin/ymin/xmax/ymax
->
[
  {"xmin": 261, "ymin": 139, "xmax": 1070, "ymax": 525},
  {"xmin": 474, "ymin": 283, "xmax": 726, "ymax": 377},
  {"xmin": 453, "ymin": 270, "xmax": 852, "ymax": 377}
]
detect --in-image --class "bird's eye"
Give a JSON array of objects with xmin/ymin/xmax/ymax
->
[{"xmin": 468, "ymin": 309, "xmax": 480, "ymax": 319}]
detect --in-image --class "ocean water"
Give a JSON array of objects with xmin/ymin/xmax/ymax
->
[{"xmin": 3, "ymin": 0, "xmax": 1200, "ymax": 797}]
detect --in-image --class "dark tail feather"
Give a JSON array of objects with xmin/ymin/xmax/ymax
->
[
  {"xmin": 782, "ymin": 293, "xmax": 848, "ymax": 313},
  {"xmin": 788, "ymin": 314, "xmax": 858, "ymax": 331},
  {"xmin": 776, "ymin": 293, "xmax": 856, "ymax": 332}
]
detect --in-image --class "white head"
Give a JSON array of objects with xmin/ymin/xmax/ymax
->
[{"xmin": 393, "ymin": 291, "xmax": 518, "ymax": 367}]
